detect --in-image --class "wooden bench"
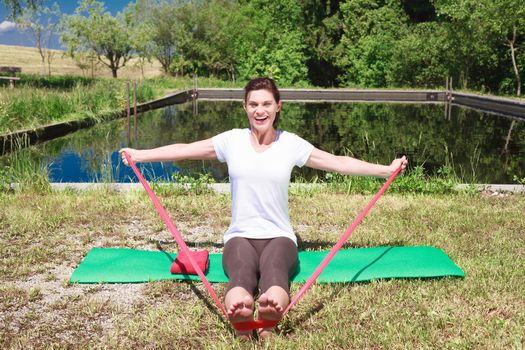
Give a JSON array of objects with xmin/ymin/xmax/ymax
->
[{"xmin": 0, "ymin": 76, "xmax": 21, "ymax": 88}]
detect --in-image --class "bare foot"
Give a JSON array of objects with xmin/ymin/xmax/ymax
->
[
  {"xmin": 226, "ymin": 289, "xmax": 254, "ymax": 340},
  {"xmin": 257, "ymin": 287, "xmax": 287, "ymax": 338}
]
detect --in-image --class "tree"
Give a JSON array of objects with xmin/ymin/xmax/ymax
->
[
  {"xmin": 388, "ymin": 22, "xmax": 455, "ymax": 87},
  {"xmin": 1, "ymin": 0, "xmax": 42, "ymax": 19},
  {"xmin": 127, "ymin": 0, "xmax": 182, "ymax": 76},
  {"xmin": 234, "ymin": 0, "xmax": 309, "ymax": 85},
  {"xmin": 336, "ymin": 0, "xmax": 409, "ymax": 87},
  {"xmin": 300, "ymin": 0, "xmax": 344, "ymax": 86},
  {"xmin": 71, "ymin": 51, "xmax": 99, "ymax": 78},
  {"xmin": 151, "ymin": 1, "xmax": 180, "ymax": 75},
  {"xmin": 16, "ymin": 3, "xmax": 61, "ymax": 75},
  {"xmin": 433, "ymin": 0, "xmax": 524, "ymax": 95},
  {"xmin": 482, "ymin": 0, "xmax": 524, "ymax": 96},
  {"xmin": 178, "ymin": 0, "xmax": 247, "ymax": 81},
  {"xmin": 122, "ymin": 0, "xmax": 156, "ymax": 78},
  {"xmin": 60, "ymin": 0, "xmax": 133, "ymax": 78}
]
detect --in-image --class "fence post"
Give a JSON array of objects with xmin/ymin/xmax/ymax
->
[
  {"xmin": 133, "ymin": 81, "xmax": 137, "ymax": 143},
  {"xmin": 126, "ymin": 81, "xmax": 131, "ymax": 144},
  {"xmin": 192, "ymin": 74, "xmax": 198, "ymax": 115}
]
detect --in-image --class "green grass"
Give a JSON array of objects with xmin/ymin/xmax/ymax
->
[
  {"xmin": 0, "ymin": 185, "xmax": 523, "ymax": 348},
  {"xmin": 0, "ymin": 77, "xmax": 125, "ymax": 134},
  {"xmin": 0, "ymin": 75, "xmax": 241, "ymax": 135}
]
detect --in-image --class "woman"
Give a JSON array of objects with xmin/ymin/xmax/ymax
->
[{"xmin": 120, "ymin": 77, "xmax": 407, "ymax": 339}]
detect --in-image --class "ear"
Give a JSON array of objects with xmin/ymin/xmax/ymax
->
[
  {"xmin": 276, "ymin": 100, "xmax": 282, "ymax": 112},
  {"xmin": 243, "ymin": 101, "xmax": 248, "ymax": 113}
]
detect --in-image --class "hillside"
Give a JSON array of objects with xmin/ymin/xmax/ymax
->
[{"xmin": 0, "ymin": 44, "xmax": 164, "ymax": 79}]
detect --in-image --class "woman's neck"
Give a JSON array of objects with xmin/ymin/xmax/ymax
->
[{"xmin": 250, "ymin": 127, "xmax": 277, "ymax": 146}]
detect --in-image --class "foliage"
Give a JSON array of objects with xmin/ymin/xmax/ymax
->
[
  {"xmin": 433, "ymin": 0, "xmax": 525, "ymax": 95},
  {"xmin": 335, "ymin": 0, "xmax": 410, "ymax": 87},
  {"xmin": 0, "ymin": 165, "xmax": 12, "ymax": 192},
  {"xmin": 0, "ymin": 0, "xmax": 42, "ymax": 19},
  {"xmin": 5, "ymin": 0, "xmax": 523, "ymax": 92},
  {"xmin": 321, "ymin": 165, "xmax": 460, "ymax": 195},
  {"xmin": 0, "ymin": 149, "xmax": 50, "ymax": 193},
  {"xmin": 172, "ymin": 0, "xmax": 242, "ymax": 80},
  {"xmin": 300, "ymin": 1, "xmax": 344, "ymax": 86},
  {"xmin": 170, "ymin": 171, "xmax": 214, "ymax": 195},
  {"xmin": 123, "ymin": 0, "xmax": 179, "ymax": 76},
  {"xmin": 388, "ymin": 22, "xmax": 453, "ymax": 87},
  {"xmin": 15, "ymin": 3, "xmax": 61, "ymax": 75},
  {"xmin": 12, "ymin": 73, "xmax": 96, "ymax": 89},
  {"xmin": 233, "ymin": 0, "xmax": 309, "ymax": 86},
  {"xmin": 15, "ymin": 0, "xmax": 520, "ymax": 92},
  {"xmin": 59, "ymin": 0, "xmax": 134, "ymax": 78},
  {"xmin": 513, "ymin": 175, "xmax": 525, "ymax": 185},
  {"xmin": 0, "ymin": 76, "xmax": 128, "ymax": 134}
]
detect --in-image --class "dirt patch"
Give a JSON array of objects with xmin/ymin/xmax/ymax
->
[{"xmin": 10, "ymin": 262, "xmax": 147, "ymax": 306}]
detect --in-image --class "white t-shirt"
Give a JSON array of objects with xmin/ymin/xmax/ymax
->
[{"xmin": 212, "ymin": 128, "xmax": 314, "ymax": 244}]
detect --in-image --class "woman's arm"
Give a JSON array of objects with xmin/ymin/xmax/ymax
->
[
  {"xmin": 120, "ymin": 138, "xmax": 217, "ymax": 165},
  {"xmin": 305, "ymin": 147, "xmax": 407, "ymax": 178}
]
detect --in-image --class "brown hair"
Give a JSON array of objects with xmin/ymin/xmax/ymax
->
[{"xmin": 244, "ymin": 77, "xmax": 281, "ymax": 126}]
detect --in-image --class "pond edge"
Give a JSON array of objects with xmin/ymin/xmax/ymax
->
[{"xmin": 8, "ymin": 182, "xmax": 525, "ymax": 193}]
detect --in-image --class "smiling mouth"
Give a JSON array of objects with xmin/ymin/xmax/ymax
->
[{"xmin": 255, "ymin": 116, "xmax": 268, "ymax": 122}]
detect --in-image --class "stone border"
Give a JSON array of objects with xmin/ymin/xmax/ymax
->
[
  {"xmin": 197, "ymin": 88, "xmax": 446, "ymax": 103},
  {"xmin": 451, "ymin": 92, "xmax": 525, "ymax": 120},
  {"xmin": 8, "ymin": 182, "xmax": 525, "ymax": 194}
]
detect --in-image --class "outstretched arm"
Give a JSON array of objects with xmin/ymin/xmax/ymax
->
[
  {"xmin": 120, "ymin": 138, "xmax": 217, "ymax": 165},
  {"xmin": 305, "ymin": 147, "xmax": 407, "ymax": 178}
]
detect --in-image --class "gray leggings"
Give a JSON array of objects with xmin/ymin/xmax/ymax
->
[{"xmin": 222, "ymin": 237, "xmax": 298, "ymax": 295}]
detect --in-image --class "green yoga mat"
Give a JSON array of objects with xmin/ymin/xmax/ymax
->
[{"xmin": 70, "ymin": 246, "xmax": 464, "ymax": 284}]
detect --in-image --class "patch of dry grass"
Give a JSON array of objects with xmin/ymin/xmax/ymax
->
[
  {"xmin": 0, "ymin": 189, "xmax": 524, "ymax": 348},
  {"xmin": 0, "ymin": 44, "xmax": 163, "ymax": 79}
]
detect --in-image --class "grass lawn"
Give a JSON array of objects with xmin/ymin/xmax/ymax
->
[
  {"xmin": 1, "ymin": 188, "xmax": 523, "ymax": 349},
  {"xmin": 0, "ymin": 44, "xmax": 163, "ymax": 79}
]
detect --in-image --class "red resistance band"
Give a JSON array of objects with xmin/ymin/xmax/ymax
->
[{"xmin": 123, "ymin": 152, "xmax": 402, "ymax": 331}]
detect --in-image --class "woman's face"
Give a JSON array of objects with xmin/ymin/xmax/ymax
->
[{"xmin": 243, "ymin": 89, "xmax": 281, "ymax": 132}]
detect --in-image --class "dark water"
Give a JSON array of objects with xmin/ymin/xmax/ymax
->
[{"xmin": 7, "ymin": 101, "xmax": 525, "ymax": 183}]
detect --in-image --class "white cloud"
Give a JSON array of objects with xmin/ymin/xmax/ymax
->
[{"xmin": 0, "ymin": 21, "xmax": 17, "ymax": 34}]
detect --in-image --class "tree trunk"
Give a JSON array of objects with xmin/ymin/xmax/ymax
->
[
  {"xmin": 46, "ymin": 53, "xmax": 52, "ymax": 76},
  {"xmin": 33, "ymin": 29, "xmax": 46, "ymax": 75},
  {"xmin": 503, "ymin": 120, "xmax": 516, "ymax": 154},
  {"xmin": 156, "ymin": 54, "xmax": 170, "ymax": 74},
  {"xmin": 508, "ymin": 26, "xmax": 521, "ymax": 97},
  {"xmin": 109, "ymin": 56, "xmax": 118, "ymax": 78},
  {"xmin": 462, "ymin": 64, "xmax": 469, "ymax": 90}
]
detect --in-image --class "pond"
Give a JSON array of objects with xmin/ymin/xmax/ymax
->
[{"xmin": 4, "ymin": 100, "xmax": 525, "ymax": 184}]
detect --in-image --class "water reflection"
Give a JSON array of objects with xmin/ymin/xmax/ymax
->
[{"xmin": 5, "ymin": 101, "xmax": 525, "ymax": 183}]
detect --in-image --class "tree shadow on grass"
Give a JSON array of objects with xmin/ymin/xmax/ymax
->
[
  {"xmin": 150, "ymin": 238, "xmax": 409, "ymax": 252},
  {"xmin": 296, "ymin": 236, "xmax": 407, "ymax": 251},
  {"xmin": 277, "ymin": 284, "xmax": 349, "ymax": 336},
  {"xmin": 185, "ymin": 281, "xmax": 230, "ymax": 328},
  {"xmin": 149, "ymin": 239, "xmax": 224, "ymax": 249},
  {"xmin": 152, "ymin": 236, "xmax": 410, "ymax": 337},
  {"xmin": 154, "ymin": 241, "xmax": 230, "ymax": 330}
]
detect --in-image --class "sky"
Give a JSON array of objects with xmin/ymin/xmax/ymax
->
[{"xmin": 0, "ymin": 0, "xmax": 133, "ymax": 49}]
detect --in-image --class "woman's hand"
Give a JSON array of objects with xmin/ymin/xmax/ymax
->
[
  {"xmin": 389, "ymin": 155, "xmax": 408, "ymax": 175},
  {"xmin": 119, "ymin": 148, "xmax": 141, "ymax": 166}
]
